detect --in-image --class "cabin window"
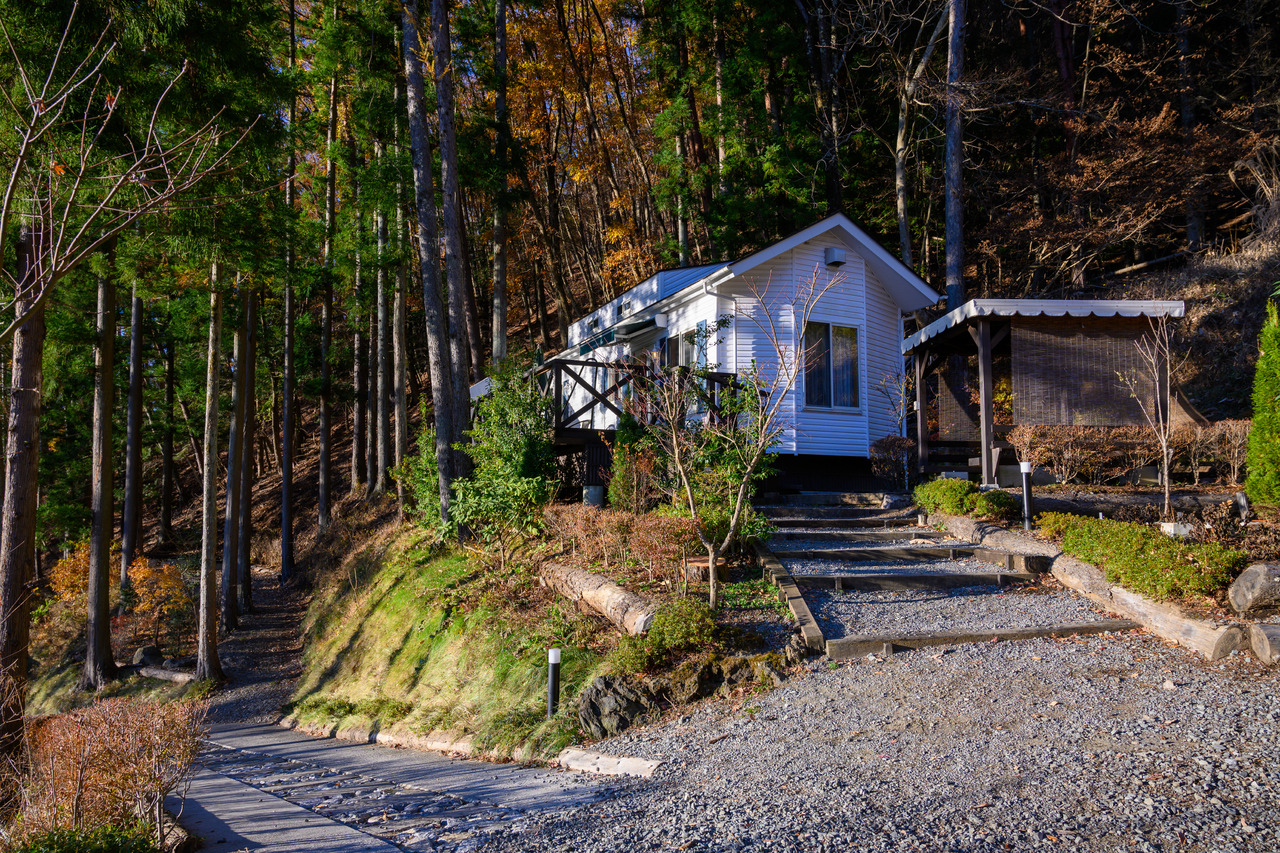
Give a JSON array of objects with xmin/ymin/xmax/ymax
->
[
  {"xmin": 804, "ymin": 322, "xmax": 859, "ymax": 408},
  {"xmin": 663, "ymin": 321, "xmax": 707, "ymax": 369}
]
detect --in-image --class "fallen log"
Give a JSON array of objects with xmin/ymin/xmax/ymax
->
[
  {"xmin": 1249, "ymin": 624, "xmax": 1280, "ymax": 666},
  {"xmin": 540, "ymin": 562, "xmax": 658, "ymax": 635},
  {"xmin": 139, "ymin": 666, "xmax": 196, "ymax": 684},
  {"xmin": 1229, "ymin": 563, "xmax": 1280, "ymax": 616}
]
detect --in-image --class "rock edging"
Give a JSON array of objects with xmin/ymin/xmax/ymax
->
[{"xmin": 926, "ymin": 512, "xmax": 1248, "ymax": 661}]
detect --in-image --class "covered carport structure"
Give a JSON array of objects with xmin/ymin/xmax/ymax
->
[{"xmin": 902, "ymin": 299, "xmax": 1187, "ymax": 486}]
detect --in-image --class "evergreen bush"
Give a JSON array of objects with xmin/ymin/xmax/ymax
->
[
  {"xmin": 1037, "ymin": 512, "xmax": 1247, "ymax": 599},
  {"xmin": 1247, "ymin": 302, "xmax": 1280, "ymax": 504}
]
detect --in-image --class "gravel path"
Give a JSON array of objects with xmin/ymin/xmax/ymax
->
[
  {"xmin": 486, "ymin": 634, "xmax": 1280, "ymax": 853},
  {"xmin": 806, "ymin": 584, "xmax": 1111, "ymax": 640},
  {"xmin": 204, "ymin": 566, "xmax": 308, "ymax": 725}
]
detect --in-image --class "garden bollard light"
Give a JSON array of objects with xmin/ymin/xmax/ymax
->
[
  {"xmin": 1020, "ymin": 461, "xmax": 1035, "ymax": 531},
  {"xmin": 547, "ymin": 648, "xmax": 561, "ymax": 720}
]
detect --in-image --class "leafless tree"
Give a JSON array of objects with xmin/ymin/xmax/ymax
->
[
  {"xmin": 0, "ymin": 5, "xmax": 251, "ymax": 343},
  {"xmin": 630, "ymin": 271, "xmax": 842, "ymax": 608},
  {"xmin": 1118, "ymin": 314, "xmax": 1188, "ymax": 518},
  {"xmin": 0, "ymin": 4, "xmax": 247, "ymax": 751}
]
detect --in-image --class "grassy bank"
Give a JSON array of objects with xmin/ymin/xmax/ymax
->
[{"xmin": 286, "ymin": 527, "xmax": 607, "ymax": 758}]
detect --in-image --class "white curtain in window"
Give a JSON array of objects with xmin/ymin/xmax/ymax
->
[{"xmin": 832, "ymin": 325, "xmax": 858, "ymax": 408}]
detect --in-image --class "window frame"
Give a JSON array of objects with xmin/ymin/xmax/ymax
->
[{"xmin": 803, "ymin": 321, "xmax": 862, "ymax": 411}]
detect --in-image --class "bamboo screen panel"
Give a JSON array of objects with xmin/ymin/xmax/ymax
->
[
  {"xmin": 937, "ymin": 356, "xmax": 980, "ymax": 440},
  {"xmin": 1011, "ymin": 317, "xmax": 1153, "ymax": 425}
]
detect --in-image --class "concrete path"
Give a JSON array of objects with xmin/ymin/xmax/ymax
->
[
  {"xmin": 173, "ymin": 769, "xmax": 398, "ymax": 853},
  {"xmin": 171, "ymin": 723, "xmax": 609, "ymax": 852}
]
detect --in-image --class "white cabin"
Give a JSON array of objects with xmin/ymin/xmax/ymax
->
[{"xmin": 547, "ymin": 213, "xmax": 941, "ymax": 490}]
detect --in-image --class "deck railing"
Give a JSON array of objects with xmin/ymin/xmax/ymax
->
[{"xmin": 540, "ymin": 358, "xmax": 750, "ymax": 435}]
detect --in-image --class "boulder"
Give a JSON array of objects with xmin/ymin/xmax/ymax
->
[
  {"xmin": 132, "ymin": 645, "xmax": 164, "ymax": 667},
  {"xmin": 783, "ymin": 632, "xmax": 815, "ymax": 666},
  {"xmin": 645, "ymin": 652, "xmax": 786, "ymax": 705},
  {"xmin": 1228, "ymin": 563, "xmax": 1280, "ymax": 616},
  {"xmin": 578, "ymin": 676, "xmax": 657, "ymax": 740}
]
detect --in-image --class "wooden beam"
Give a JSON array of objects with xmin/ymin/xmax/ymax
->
[
  {"xmin": 560, "ymin": 364, "xmax": 627, "ymax": 422},
  {"xmin": 826, "ymin": 620, "xmax": 1141, "ymax": 659},
  {"xmin": 915, "ymin": 350, "xmax": 929, "ymax": 476},
  {"xmin": 793, "ymin": 572, "xmax": 1040, "ymax": 591},
  {"xmin": 975, "ymin": 318, "xmax": 995, "ymax": 485}
]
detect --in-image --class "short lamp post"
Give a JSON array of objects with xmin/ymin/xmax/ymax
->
[
  {"xmin": 1020, "ymin": 461, "xmax": 1035, "ymax": 531},
  {"xmin": 547, "ymin": 648, "xmax": 561, "ymax": 720}
]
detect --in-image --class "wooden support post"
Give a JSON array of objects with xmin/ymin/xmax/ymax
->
[
  {"xmin": 975, "ymin": 319, "xmax": 995, "ymax": 486},
  {"xmin": 914, "ymin": 349, "xmax": 929, "ymax": 476}
]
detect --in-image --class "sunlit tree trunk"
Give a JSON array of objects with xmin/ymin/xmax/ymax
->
[
  {"xmin": 432, "ymin": 0, "xmax": 473, "ymax": 479},
  {"xmin": 280, "ymin": 0, "xmax": 298, "ymax": 583},
  {"xmin": 121, "ymin": 281, "xmax": 144, "ymax": 584},
  {"xmin": 491, "ymin": 0, "xmax": 509, "ymax": 366},
  {"xmin": 221, "ymin": 279, "xmax": 249, "ymax": 633},
  {"xmin": 375, "ymin": 137, "xmax": 391, "ymax": 495},
  {"xmin": 158, "ymin": 324, "xmax": 176, "ymax": 546},
  {"xmin": 1, "ymin": 228, "xmax": 42, "ymax": 756},
  {"xmin": 944, "ymin": 0, "xmax": 965, "ymax": 310},
  {"xmin": 195, "ymin": 277, "xmax": 224, "ymax": 684},
  {"xmin": 238, "ymin": 289, "xmax": 258, "ymax": 614},
  {"xmin": 82, "ymin": 242, "xmax": 117, "ymax": 692},
  {"xmin": 318, "ymin": 73, "xmax": 337, "ymax": 532},
  {"xmin": 403, "ymin": 0, "xmax": 456, "ymax": 521}
]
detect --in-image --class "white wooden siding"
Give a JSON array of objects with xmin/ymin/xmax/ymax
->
[{"xmin": 556, "ymin": 235, "xmax": 910, "ymax": 460}]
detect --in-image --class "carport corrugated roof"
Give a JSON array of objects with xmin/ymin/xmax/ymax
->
[{"xmin": 902, "ymin": 299, "xmax": 1185, "ymax": 355}]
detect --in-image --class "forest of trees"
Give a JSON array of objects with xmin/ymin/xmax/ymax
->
[{"xmin": 0, "ymin": 0, "xmax": 1277, "ymax": 752}]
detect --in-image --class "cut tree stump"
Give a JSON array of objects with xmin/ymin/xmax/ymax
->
[
  {"xmin": 683, "ymin": 556, "xmax": 728, "ymax": 582},
  {"xmin": 1229, "ymin": 563, "xmax": 1280, "ymax": 616},
  {"xmin": 1250, "ymin": 624, "xmax": 1280, "ymax": 666},
  {"xmin": 540, "ymin": 562, "xmax": 658, "ymax": 635}
]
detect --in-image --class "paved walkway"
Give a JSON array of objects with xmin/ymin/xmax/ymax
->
[{"xmin": 170, "ymin": 724, "xmax": 609, "ymax": 852}]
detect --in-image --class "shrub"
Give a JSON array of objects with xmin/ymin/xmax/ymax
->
[
  {"xmin": 971, "ymin": 489, "xmax": 1019, "ymax": 521},
  {"xmin": 915, "ymin": 478, "xmax": 1019, "ymax": 521},
  {"xmin": 607, "ymin": 414, "xmax": 659, "ymax": 514},
  {"xmin": 870, "ymin": 435, "xmax": 917, "ymax": 491},
  {"xmin": 610, "ymin": 598, "xmax": 716, "ymax": 675},
  {"xmin": 1037, "ymin": 512, "xmax": 1248, "ymax": 600},
  {"xmin": 8, "ymin": 698, "xmax": 206, "ymax": 849},
  {"xmin": 390, "ymin": 412, "xmax": 441, "ymax": 533},
  {"xmin": 1215, "ymin": 419, "xmax": 1251, "ymax": 485},
  {"xmin": 913, "ymin": 478, "xmax": 977, "ymax": 515},
  {"xmin": 451, "ymin": 363, "xmax": 556, "ymax": 566},
  {"xmin": 7, "ymin": 825, "xmax": 160, "ymax": 853},
  {"xmin": 128, "ymin": 556, "xmax": 195, "ymax": 649},
  {"xmin": 1247, "ymin": 302, "xmax": 1280, "ymax": 504}
]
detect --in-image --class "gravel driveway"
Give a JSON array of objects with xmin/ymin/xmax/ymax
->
[
  {"xmin": 805, "ymin": 584, "xmax": 1111, "ymax": 640},
  {"xmin": 487, "ymin": 633, "xmax": 1279, "ymax": 853}
]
